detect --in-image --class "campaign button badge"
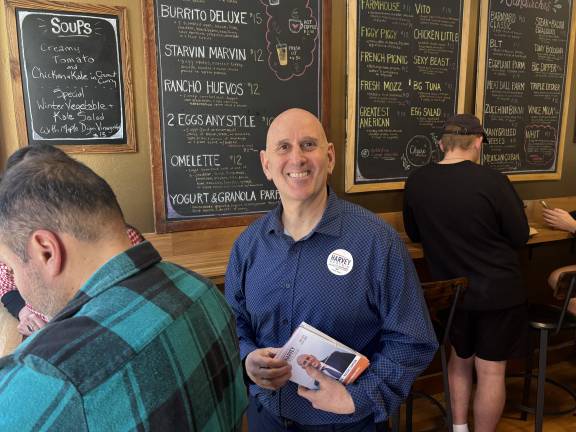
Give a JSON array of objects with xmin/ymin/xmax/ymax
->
[{"xmin": 327, "ymin": 249, "xmax": 354, "ymax": 276}]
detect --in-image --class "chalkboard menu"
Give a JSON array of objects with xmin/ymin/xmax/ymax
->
[
  {"xmin": 5, "ymin": 1, "xmax": 135, "ymax": 153},
  {"xmin": 346, "ymin": 0, "xmax": 467, "ymax": 192},
  {"xmin": 144, "ymin": 0, "xmax": 329, "ymax": 231},
  {"xmin": 477, "ymin": 0, "xmax": 574, "ymax": 179}
]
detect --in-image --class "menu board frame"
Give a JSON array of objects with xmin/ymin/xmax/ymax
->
[
  {"xmin": 345, "ymin": 0, "xmax": 471, "ymax": 192},
  {"xmin": 143, "ymin": 0, "xmax": 331, "ymax": 233},
  {"xmin": 4, "ymin": 0, "xmax": 136, "ymax": 154},
  {"xmin": 475, "ymin": 0, "xmax": 576, "ymax": 181}
]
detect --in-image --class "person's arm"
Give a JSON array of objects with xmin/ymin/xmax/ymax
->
[
  {"xmin": 542, "ymin": 208, "xmax": 576, "ymax": 234},
  {"xmin": 0, "ymin": 262, "xmax": 25, "ymax": 320},
  {"xmin": 224, "ymin": 241, "xmax": 291, "ymax": 389},
  {"xmin": 346, "ymin": 235, "xmax": 438, "ymax": 422},
  {"xmin": 0, "ymin": 361, "xmax": 87, "ymax": 430},
  {"xmin": 499, "ymin": 177, "xmax": 530, "ymax": 247},
  {"xmin": 1, "ymin": 290, "xmax": 24, "ymax": 320},
  {"xmin": 225, "ymin": 241, "xmax": 261, "ymax": 360},
  {"xmin": 547, "ymin": 265, "xmax": 576, "ymax": 316},
  {"xmin": 402, "ymin": 181, "xmax": 422, "ymax": 243},
  {"xmin": 547, "ymin": 264, "xmax": 576, "ymax": 289},
  {"xmin": 126, "ymin": 225, "xmax": 145, "ymax": 245},
  {"xmin": 0, "ymin": 262, "xmax": 48, "ymax": 334},
  {"xmin": 17, "ymin": 306, "xmax": 47, "ymax": 336}
]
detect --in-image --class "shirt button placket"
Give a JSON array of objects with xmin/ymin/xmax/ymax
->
[
  {"xmin": 280, "ymin": 244, "xmax": 298, "ymax": 342},
  {"xmin": 280, "ymin": 282, "xmax": 293, "ymax": 342}
]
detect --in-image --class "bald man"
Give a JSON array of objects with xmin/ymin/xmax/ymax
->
[{"xmin": 225, "ymin": 108, "xmax": 437, "ymax": 431}]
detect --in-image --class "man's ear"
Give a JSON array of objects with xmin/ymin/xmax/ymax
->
[
  {"xmin": 27, "ymin": 230, "xmax": 64, "ymax": 277},
  {"xmin": 439, "ymin": 140, "xmax": 445, "ymax": 153},
  {"xmin": 327, "ymin": 142, "xmax": 335, "ymax": 175},
  {"xmin": 260, "ymin": 149, "xmax": 272, "ymax": 181},
  {"xmin": 475, "ymin": 137, "xmax": 483, "ymax": 152}
]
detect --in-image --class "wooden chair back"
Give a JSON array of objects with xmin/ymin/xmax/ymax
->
[{"xmin": 421, "ymin": 277, "xmax": 468, "ymax": 345}]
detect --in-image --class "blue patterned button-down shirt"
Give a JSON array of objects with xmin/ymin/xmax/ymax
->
[
  {"xmin": 225, "ymin": 189, "xmax": 438, "ymax": 424},
  {"xmin": 0, "ymin": 242, "xmax": 247, "ymax": 431}
]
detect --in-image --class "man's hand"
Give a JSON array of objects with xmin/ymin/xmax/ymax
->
[
  {"xmin": 543, "ymin": 208, "xmax": 576, "ymax": 233},
  {"xmin": 246, "ymin": 348, "xmax": 291, "ymax": 390},
  {"xmin": 297, "ymin": 365, "xmax": 355, "ymax": 414},
  {"xmin": 17, "ymin": 306, "xmax": 46, "ymax": 336}
]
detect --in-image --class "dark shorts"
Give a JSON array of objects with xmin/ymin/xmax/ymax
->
[{"xmin": 449, "ymin": 303, "xmax": 529, "ymax": 361}]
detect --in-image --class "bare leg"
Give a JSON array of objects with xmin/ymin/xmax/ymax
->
[
  {"xmin": 473, "ymin": 357, "xmax": 507, "ymax": 432},
  {"xmin": 568, "ymin": 298, "xmax": 576, "ymax": 316},
  {"xmin": 547, "ymin": 265, "xmax": 576, "ymax": 290},
  {"xmin": 448, "ymin": 348, "xmax": 474, "ymax": 425},
  {"xmin": 547, "ymin": 265, "xmax": 576, "ymax": 315}
]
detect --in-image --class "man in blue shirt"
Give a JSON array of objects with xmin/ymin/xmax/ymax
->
[
  {"xmin": 225, "ymin": 108, "xmax": 438, "ymax": 430},
  {"xmin": 0, "ymin": 150, "xmax": 247, "ymax": 431}
]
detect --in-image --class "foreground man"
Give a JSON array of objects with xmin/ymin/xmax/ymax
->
[
  {"xmin": 403, "ymin": 114, "xmax": 530, "ymax": 432},
  {"xmin": 226, "ymin": 108, "xmax": 437, "ymax": 431},
  {"xmin": 0, "ymin": 152, "xmax": 247, "ymax": 431},
  {"xmin": 0, "ymin": 145, "xmax": 145, "ymax": 337}
]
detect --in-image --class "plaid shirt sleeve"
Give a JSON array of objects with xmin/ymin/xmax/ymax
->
[
  {"xmin": 0, "ymin": 262, "xmax": 25, "ymax": 319},
  {"xmin": 0, "ymin": 360, "xmax": 87, "ymax": 430}
]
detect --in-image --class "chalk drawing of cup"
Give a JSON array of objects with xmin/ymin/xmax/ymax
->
[
  {"xmin": 289, "ymin": 18, "xmax": 303, "ymax": 33},
  {"xmin": 269, "ymin": 0, "xmax": 280, "ymax": 5},
  {"xmin": 276, "ymin": 43, "xmax": 288, "ymax": 66}
]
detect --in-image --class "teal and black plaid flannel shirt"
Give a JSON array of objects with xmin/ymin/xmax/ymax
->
[{"xmin": 0, "ymin": 241, "xmax": 247, "ymax": 431}]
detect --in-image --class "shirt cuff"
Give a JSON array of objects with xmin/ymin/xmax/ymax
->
[
  {"xmin": 240, "ymin": 342, "xmax": 259, "ymax": 386},
  {"xmin": 1, "ymin": 291, "xmax": 25, "ymax": 319},
  {"xmin": 239, "ymin": 340, "xmax": 259, "ymax": 360},
  {"xmin": 346, "ymin": 381, "xmax": 374, "ymax": 420},
  {"xmin": 242, "ymin": 356, "xmax": 256, "ymax": 386}
]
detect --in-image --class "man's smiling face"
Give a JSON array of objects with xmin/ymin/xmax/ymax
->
[{"xmin": 260, "ymin": 109, "xmax": 334, "ymax": 208}]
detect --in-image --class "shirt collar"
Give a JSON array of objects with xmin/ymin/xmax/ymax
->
[
  {"xmin": 52, "ymin": 241, "xmax": 161, "ymax": 322},
  {"xmin": 265, "ymin": 187, "xmax": 343, "ymax": 238}
]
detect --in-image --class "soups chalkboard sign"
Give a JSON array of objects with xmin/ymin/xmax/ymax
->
[
  {"xmin": 144, "ymin": 0, "xmax": 330, "ymax": 231},
  {"xmin": 6, "ymin": 1, "xmax": 135, "ymax": 153}
]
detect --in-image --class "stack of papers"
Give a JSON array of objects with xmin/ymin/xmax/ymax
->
[{"xmin": 276, "ymin": 322, "xmax": 370, "ymax": 389}]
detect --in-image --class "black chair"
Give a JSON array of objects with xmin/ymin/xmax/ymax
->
[
  {"xmin": 403, "ymin": 277, "xmax": 468, "ymax": 432},
  {"xmin": 517, "ymin": 270, "xmax": 576, "ymax": 432}
]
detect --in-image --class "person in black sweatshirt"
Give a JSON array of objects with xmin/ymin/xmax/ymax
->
[{"xmin": 403, "ymin": 114, "xmax": 530, "ymax": 432}]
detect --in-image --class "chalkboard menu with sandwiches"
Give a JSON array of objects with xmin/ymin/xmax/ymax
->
[
  {"xmin": 346, "ymin": 0, "xmax": 469, "ymax": 192},
  {"xmin": 5, "ymin": 0, "xmax": 136, "ymax": 153},
  {"xmin": 144, "ymin": 0, "xmax": 330, "ymax": 232},
  {"xmin": 476, "ymin": 0, "xmax": 575, "ymax": 180}
]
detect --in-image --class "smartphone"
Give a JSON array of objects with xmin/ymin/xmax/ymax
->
[{"xmin": 540, "ymin": 200, "xmax": 549, "ymax": 209}]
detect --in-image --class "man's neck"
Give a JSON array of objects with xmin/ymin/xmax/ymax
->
[
  {"xmin": 438, "ymin": 150, "xmax": 478, "ymax": 164},
  {"xmin": 58, "ymin": 232, "xmax": 133, "ymax": 309},
  {"xmin": 281, "ymin": 191, "xmax": 328, "ymax": 241}
]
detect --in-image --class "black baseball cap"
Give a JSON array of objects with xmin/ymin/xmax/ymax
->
[{"xmin": 441, "ymin": 114, "xmax": 489, "ymax": 143}]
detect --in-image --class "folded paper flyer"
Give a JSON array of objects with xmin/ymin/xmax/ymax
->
[{"xmin": 276, "ymin": 322, "xmax": 370, "ymax": 389}]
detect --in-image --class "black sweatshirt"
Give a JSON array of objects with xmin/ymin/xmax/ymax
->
[{"xmin": 403, "ymin": 161, "xmax": 530, "ymax": 310}]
